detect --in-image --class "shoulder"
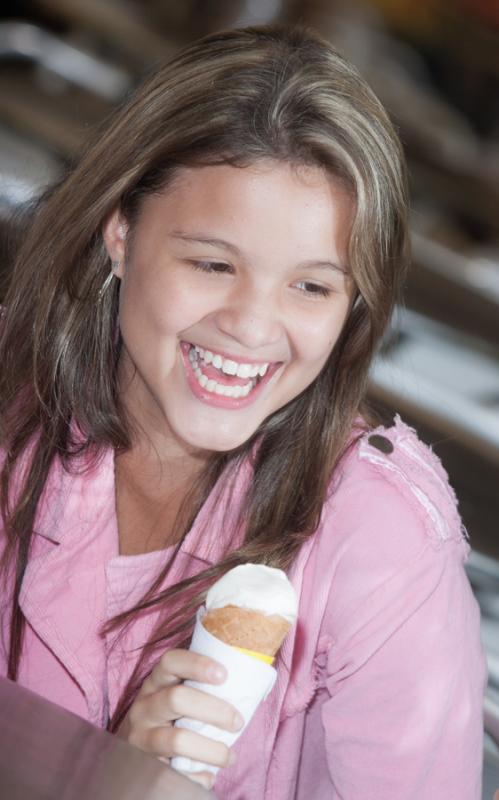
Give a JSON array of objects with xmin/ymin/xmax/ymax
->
[
  {"xmin": 308, "ymin": 418, "xmax": 476, "ymax": 655},
  {"xmin": 317, "ymin": 415, "xmax": 468, "ymax": 569}
]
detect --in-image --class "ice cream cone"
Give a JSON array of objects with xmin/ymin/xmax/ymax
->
[
  {"xmin": 172, "ymin": 565, "xmax": 298, "ymax": 776},
  {"xmin": 202, "ymin": 604, "xmax": 291, "ymax": 657}
]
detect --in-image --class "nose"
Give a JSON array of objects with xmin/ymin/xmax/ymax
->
[{"xmin": 213, "ymin": 284, "xmax": 283, "ymax": 351}]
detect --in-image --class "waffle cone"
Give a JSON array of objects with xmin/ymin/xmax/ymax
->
[{"xmin": 202, "ymin": 605, "xmax": 291, "ymax": 657}]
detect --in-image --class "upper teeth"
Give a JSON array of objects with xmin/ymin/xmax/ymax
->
[{"xmin": 193, "ymin": 346, "xmax": 269, "ymax": 378}]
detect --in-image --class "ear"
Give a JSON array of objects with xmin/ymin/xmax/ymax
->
[{"xmin": 102, "ymin": 208, "xmax": 128, "ymax": 278}]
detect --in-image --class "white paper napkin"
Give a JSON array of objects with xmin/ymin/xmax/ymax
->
[{"xmin": 171, "ymin": 607, "xmax": 277, "ymax": 775}]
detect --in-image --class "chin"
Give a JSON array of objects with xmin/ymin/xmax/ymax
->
[
  {"xmin": 176, "ymin": 417, "xmax": 258, "ymax": 454},
  {"xmin": 189, "ymin": 430, "xmax": 251, "ymax": 454}
]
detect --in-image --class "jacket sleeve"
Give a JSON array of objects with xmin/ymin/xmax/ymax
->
[{"xmin": 320, "ymin": 473, "xmax": 487, "ymax": 800}]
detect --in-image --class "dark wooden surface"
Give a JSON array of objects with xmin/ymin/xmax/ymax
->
[{"xmin": 0, "ymin": 677, "xmax": 216, "ymax": 800}]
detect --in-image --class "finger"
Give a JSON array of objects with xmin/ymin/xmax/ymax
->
[
  {"xmin": 133, "ymin": 683, "xmax": 244, "ymax": 732},
  {"xmin": 140, "ymin": 650, "xmax": 227, "ymax": 697},
  {"xmin": 179, "ymin": 770, "xmax": 216, "ymax": 791},
  {"xmin": 136, "ymin": 724, "xmax": 234, "ymax": 769}
]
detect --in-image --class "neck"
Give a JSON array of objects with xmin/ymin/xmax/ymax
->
[
  {"xmin": 115, "ymin": 437, "xmax": 208, "ymax": 504},
  {"xmin": 114, "ymin": 437, "xmax": 211, "ymax": 556},
  {"xmin": 116, "ymin": 353, "xmax": 212, "ymax": 500}
]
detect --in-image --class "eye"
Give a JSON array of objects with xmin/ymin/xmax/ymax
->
[
  {"xmin": 294, "ymin": 280, "xmax": 332, "ymax": 298},
  {"xmin": 190, "ymin": 260, "xmax": 233, "ymax": 274}
]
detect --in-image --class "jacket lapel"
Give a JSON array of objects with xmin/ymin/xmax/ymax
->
[
  {"xmin": 263, "ymin": 532, "xmax": 317, "ymax": 723},
  {"xmin": 19, "ymin": 447, "xmax": 117, "ymax": 724}
]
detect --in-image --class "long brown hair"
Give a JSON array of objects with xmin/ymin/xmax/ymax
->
[{"xmin": 0, "ymin": 24, "xmax": 409, "ymax": 729}]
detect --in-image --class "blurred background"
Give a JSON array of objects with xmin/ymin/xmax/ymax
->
[{"xmin": 0, "ymin": 0, "xmax": 498, "ymax": 794}]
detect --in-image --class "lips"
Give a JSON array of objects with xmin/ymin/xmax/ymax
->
[{"xmin": 180, "ymin": 341, "xmax": 281, "ymax": 407}]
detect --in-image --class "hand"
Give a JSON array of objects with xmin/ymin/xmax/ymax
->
[
  {"xmin": 117, "ymin": 649, "xmax": 244, "ymax": 791},
  {"xmin": 493, "ymin": 792, "xmax": 499, "ymax": 800}
]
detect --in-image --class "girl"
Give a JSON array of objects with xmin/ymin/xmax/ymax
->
[{"xmin": 0, "ymin": 24, "xmax": 486, "ymax": 799}]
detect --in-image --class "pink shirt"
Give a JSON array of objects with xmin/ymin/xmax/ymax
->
[{"xmin": 0, "ymin": 417, "xmax": 487, "ymax": 798}]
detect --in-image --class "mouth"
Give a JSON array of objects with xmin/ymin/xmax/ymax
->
[{"xmin": 181, "ymin": 342, "xmax": 281, "ymax": 407}]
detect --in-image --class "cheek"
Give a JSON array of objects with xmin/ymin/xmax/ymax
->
[
  {"xmin": 295, "ymin": 308, "xmax": 349, "ymax": 364},
  {"xmin": 120, "ymin": 266, "xmax": 205, "ymax": 333}
]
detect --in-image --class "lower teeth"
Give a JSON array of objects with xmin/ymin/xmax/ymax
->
[{"xmin": 189, "ymin": 348, "xmax": 255, "ymax": 398}]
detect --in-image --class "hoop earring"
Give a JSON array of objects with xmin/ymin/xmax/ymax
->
[{"xmin": 98, "ymin": 260, "xmax": 121, "ymax": 302}]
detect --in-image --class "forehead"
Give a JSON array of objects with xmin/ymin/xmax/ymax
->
[{"xmin": 137, "ymin": 160, "xmax": 354, "ymax": 264}]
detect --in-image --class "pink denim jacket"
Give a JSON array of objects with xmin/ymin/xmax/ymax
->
[{"xmin": 0, "ymin": 417, "xmax": 487, "ymax": 799}]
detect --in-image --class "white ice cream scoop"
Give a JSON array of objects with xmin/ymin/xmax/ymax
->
[{"xmin": 205, "ymin": 563, "xmax": 298, "ymax": 624}]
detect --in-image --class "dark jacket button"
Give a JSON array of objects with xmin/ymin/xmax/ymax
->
[{"xmin": 368, "ymin": 434, "xmax": 394, "ymax": 454}]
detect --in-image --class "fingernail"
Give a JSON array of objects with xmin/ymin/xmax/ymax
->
[
  {"xmin": 208, "ymin": 665, "xmax": 226, "ymax": 682},
  {"xmin": 233, "ymin": 711, "xmax": 245, "ymax": 730}
]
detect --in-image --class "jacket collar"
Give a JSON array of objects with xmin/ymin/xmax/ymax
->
[{"xmin": 33, "ymin": 445, "xmax": 251, "ymax": 562}]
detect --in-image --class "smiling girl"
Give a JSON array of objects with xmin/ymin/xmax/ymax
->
[{"xmin": 0, "ymin": 25, "xmax": 485, "ymax": 799}]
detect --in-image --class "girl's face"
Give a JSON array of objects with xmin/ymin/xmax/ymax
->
[{"xmin": 104, "ymin": 161, "xmax": 355, "ymax": 455}]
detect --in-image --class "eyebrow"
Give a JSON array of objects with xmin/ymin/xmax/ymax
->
[
  {"xmin": 170, "ymin": 232, "xmax": 241, "ymax": 256},
  {"xmin": 169, "ymin": 231, "xmax": 348, "ymax": 275}
]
